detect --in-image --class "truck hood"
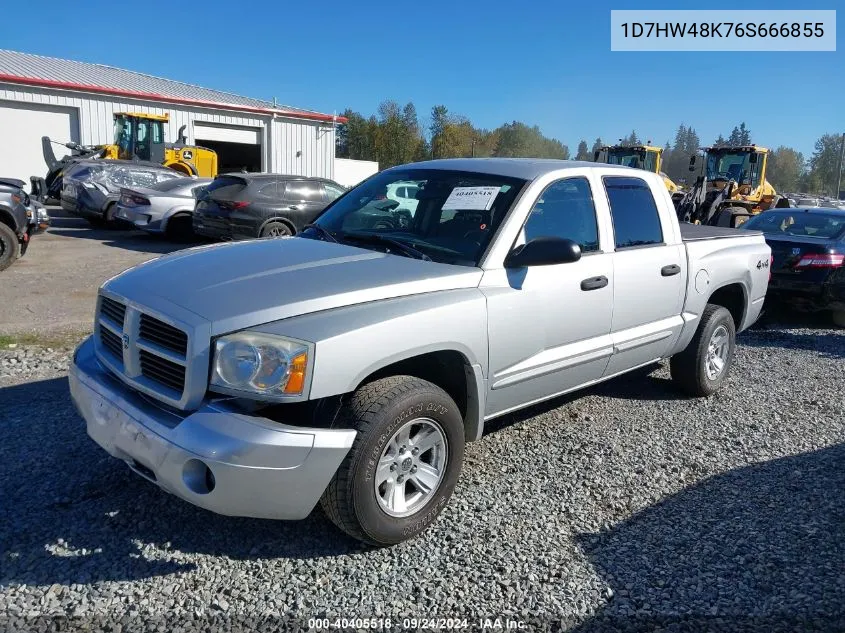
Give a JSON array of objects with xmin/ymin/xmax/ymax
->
[{"xmin": 105, "ymin": 237, "xmax": 483, "ymax": 334}]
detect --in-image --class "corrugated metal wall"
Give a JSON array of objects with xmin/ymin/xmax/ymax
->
[
  {"xmin": 0, "ymin": 83, "xmax": 335, "ymax": 178},
  {"xmin": 271, "ymin": 116, "xmax": 335, "ymax": 179}
]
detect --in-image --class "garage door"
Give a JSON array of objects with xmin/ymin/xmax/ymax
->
[
  {"xmin": 0, "ymin": 101, "xmax": 79, "ymax": 191},
  {"xmin": 194, "ymin": 123, "xmax": 263, "ymax": 173}
]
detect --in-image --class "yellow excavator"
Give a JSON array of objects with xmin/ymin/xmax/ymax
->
[
  {"xmin": 674, "ymin": 144, "xmax": 790, "ymax": 228},
  {"xmin": 594, "ymin": 144, "xmax": 679, "ymax": 193}
]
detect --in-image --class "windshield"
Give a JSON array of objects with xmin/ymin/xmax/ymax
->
[
  {"xmin": 744, "ymin": 211, "xmax": 845, "ymax": 239},
  {"xmin": 707, "ymin": 151, "xmax": 752, "ymax": 183},
  {"xmin": 305, "ymin": 169, "xmax": 528, "ymax": 266},
  {"xmin": 113, "ymin": 117, "xmax": 132, "ymax": 154},
  {"xmin": 606, "ymin": 149, "xmax": 657, "ymax": 173}
]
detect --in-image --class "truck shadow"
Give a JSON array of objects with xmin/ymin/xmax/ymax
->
[
  {"xmin": 569, "ymin": 443, "xmax": 845, "ymax": 632},
  {"xmin": 47, "ymin": 224, "xmax": 202, "ymax": 255},
  {"xmin": 0, "ymin": 377, "xmax": 361, "ymax": 587}
]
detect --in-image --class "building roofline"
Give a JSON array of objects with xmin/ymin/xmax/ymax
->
[{"xmin": 0, "ymin": 73, "xmax": 347, "ymax": 124}]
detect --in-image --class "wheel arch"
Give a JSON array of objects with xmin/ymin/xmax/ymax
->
[
  {"xmin": 354, "ymin": 348, "xmax": 486, "ymax": 443},
  {"xmin": 0, "ymin": 207, "xmax": 18, "ymax": 232},
  {"xmin": 706, "ymin": 282, "xmax": 747, "ymax": 330}
]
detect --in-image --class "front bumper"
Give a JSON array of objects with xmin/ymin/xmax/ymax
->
[{"xmin": 69, "ymin": 336, "xmax": 356, "ymax": 520}]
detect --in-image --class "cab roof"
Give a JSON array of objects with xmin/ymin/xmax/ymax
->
[{"xmin": 387, "ymin": 158, "xmax": 635, "ymax": 181}]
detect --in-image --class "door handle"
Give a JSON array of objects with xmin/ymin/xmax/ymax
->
[
  {"xmin": 580, "ymin": 276, "xmax": 609, "ymax": 291},
  {"xmin": 661, "ymin": 264, "xmax": 681, "ymax": 276}
]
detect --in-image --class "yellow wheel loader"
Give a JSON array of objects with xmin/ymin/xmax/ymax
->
[
  {"xmin": 674, "ymin": 145, "xmax": 790, "ymax": 228},
  {"xmin": 594, "ymin": 144, "xmax": 679, "ymax": 193},
  {"xmin": 36, "ymin": 113, "xmax": 218, "ymax": 202},
  {"xmin": 106, "ymin": 113, "xmax": 217, "ymax": 177}
]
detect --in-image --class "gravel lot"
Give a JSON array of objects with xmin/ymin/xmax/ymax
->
[
  {"xmin": 1, "ymin": 311, "xmax": 843, "ymax": 631},
  {"xmin": 0, "ymin": 209, "xmax": 190, "ymax": 338}
]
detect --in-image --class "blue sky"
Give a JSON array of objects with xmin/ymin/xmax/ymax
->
[{"xmin": 3, "ymin": 0, "xmax": 841, "ymax": 157}]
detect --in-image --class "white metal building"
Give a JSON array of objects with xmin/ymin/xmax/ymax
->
[{"xmin": 0, "ymin": 49, "xmax": 342, "ymax": 188}]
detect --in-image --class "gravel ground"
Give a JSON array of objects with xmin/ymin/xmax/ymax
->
[{"xmin": 1, "ymin": 319, "xmax": 844, "ymax": 632}]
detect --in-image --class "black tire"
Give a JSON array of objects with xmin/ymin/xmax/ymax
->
[
  {"xmin": 0, "ymin": 223, "xmax": 20, "ymax": 272},
  {"xmin": 103, "ymin": 203, "xmax": 117, "ymax": 226},
  {"xmin": 260, "ymin": 221, "xmax": 292, "ymax": 238},
  {"xmin": 165, "ymin": 215, "xmax": 194, "ymax": 241},
  {"xmin": 320, "ymin": 376, "xmax": 465, "ymax": 546},
  {"xmin": 670, "ymin": 304, "xmax": 736, "ymax": 397}
]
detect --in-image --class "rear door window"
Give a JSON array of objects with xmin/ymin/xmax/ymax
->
[
  {"xmin": 285, "ymin": 180, "xmax": 323, "ymax": 202},
  {"xmin": 603, "ymin": 176, "xmax": 664, "ymax": 249}
]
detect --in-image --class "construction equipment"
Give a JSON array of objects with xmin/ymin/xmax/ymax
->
[
  {"xmin": 594, "ymin": 143, "xmax": 679, "ymax": 193},
  {"xmin": 105, "ymin": 113, "xmax": 217, "ymax": 177},
  {"xmin": 36, "ymin": 113, "xmax": 217, "ymax": 202},
  {"xmin": 674, "ymin": 145, "xmax": 790, "ymax": 228}
]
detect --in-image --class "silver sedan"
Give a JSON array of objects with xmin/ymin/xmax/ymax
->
[{"xmin": 115, "ymin": 177, "xmax": 212, "ymax": 239}]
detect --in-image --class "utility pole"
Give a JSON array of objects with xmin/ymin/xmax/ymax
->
[{"xmin": 836, "ymin": 132, "xmax": 845, "ymax": 200}]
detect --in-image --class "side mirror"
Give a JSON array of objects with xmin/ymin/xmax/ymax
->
[
  {"xmin": 505, "ymin": 236, "xmax": 582, "ymax": 268},
  {"xmin": 750, "ymin": 153, "xmax": 758, "ymax": 164},
  {"xmin": 688, "ymin": 155, "xmax": 697, "ymax": 172},
  {"xmin": 593, "ymin": 150, "xmax": 600, "ymax": 162}
]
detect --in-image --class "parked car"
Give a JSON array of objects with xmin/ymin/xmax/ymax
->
[
  {"xmin": 0, "ymin": 177, "xmax": 50, "ymax": 270},
  {"xmin": 193, "ymin": 173, "xmax": 346, "ymax": 240},
  {"xmin": 69, "ymin": 159, "xmax": 771, "ymax": 546},
  {"xmin": 0, "ymin": 182, "xmax": 31, "ymax": 272},
  {"xmin": 61, "ymin": 159, "xmax": 183, "ymax": 226},
  {"xmin": 114, "ymin": 177, "xmax": 212, "ymax": 239},
  {"xmin": 742, "ymin": 208, "xmax": 845, "ymax": 326}
]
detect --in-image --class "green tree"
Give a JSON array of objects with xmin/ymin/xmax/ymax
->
[
  {"xmin": 766, "ymin": 146, "xmax": 805, "ymax": 192},
  {"xmin": 808, "ymin": 133, "xmax": 844, "ymax": 196},
  {"xmin": 575, "ymin": 140, "xmax": 590, "ymax": 160}
]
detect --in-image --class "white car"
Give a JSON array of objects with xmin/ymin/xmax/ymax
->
[{"xmin": 386, "ymin": 182, "xmax": 420, "ymax": 215}]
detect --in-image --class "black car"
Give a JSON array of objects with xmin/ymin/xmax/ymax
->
[
  {"xmin": 742, "ymin": 208, "xmax": 845, "ymax": 326},
  {"xmin": 193, "ymin": 173, "xmax": 345, "ymax": 240},
  {"xmin": 61, "ymin": 159, "xmax": 183, "ymax": 226}
]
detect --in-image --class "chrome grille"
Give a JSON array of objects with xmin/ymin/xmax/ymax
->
[
  {"xmin": 95, "ymin": 293, "xmax": 191, "ymax": 404},
  {"xmin": 99, "ymin": 327, "xmax": 122, "ymax": 360},
  {"xmin": 139, "ymin": 314, "xmax": 188, "ymax": 355},
  {"xmin": 100, "ymin": 296, "xmax": 126, "ymax": 327},
  {"xmin": 139, "ymin": 349, "xmax": 186, "ymax": 393}
]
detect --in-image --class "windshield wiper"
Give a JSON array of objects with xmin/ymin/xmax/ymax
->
[
  {"xmin": 343, "ymin": 232, "xmax": 432, "ymax": 261},
  {"xmin": 303, "ymin": 223, "xmax": 339, "ymax": 243}
]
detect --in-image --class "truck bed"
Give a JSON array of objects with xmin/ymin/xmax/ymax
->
[{"xmin": 680, "ymin": 223, "xmax": 761, "ymax": 241}]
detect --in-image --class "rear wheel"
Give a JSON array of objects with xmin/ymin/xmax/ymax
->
[
  {"xmin": 0, "ymin": 223, "xmax": 20, "ymax": 272},
  {"xmin": 103, "ymin": 203, "xmax": 118, "ymax": 227},
  {"xmin": 165, "ymin": 215, "xmax": 194, "ymax": 241},
  {"xmin": 260, "ymin": 221, "xmax": 292, "ymax": 238},
  {"xmin": 321, "ymin": 376, "xmax": 465, "ymax": 546},
  {"xmin": 670, "ymin": 304, "xmax": 736, "ymax": 397}
]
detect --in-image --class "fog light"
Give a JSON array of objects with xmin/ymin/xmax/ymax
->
[{"xmin": 182, "ymin": 459, "xmax": 216, "ymax": 494}]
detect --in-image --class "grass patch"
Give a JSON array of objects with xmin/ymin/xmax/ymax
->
[{"xmin": 0, "ymin": 330, "xmax": 90, "ymax": 349}]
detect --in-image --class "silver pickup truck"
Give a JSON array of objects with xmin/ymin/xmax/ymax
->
[{"xmin": 70, "ymin": 159, "xmax": 771, "ymax": 545}]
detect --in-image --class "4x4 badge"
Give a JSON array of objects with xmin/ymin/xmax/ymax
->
[{"xmin": 122, "ymin": 333, "xmax": 130, "ymax": 350}]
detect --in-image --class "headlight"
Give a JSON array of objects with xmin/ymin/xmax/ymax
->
[{"xmin": 210, "ymin": 332, "xmax": 309, "ymax": 398}]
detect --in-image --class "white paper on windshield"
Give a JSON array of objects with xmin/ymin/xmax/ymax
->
[{"xmin": 442, "ymin": 186, "xmax": 500, "ymax": 211}]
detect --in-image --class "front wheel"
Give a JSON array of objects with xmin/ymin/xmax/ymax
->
[
  {"xmin": 670, "ymin": 304, "xmax": 736, "ymax": 397},
  {"xmin": 0, "ymin": 223, "xmax": 20, "ymax": 272},
  {"xmin": 321, "ymin": 376, "xmax": 465, "ymax": 546}
]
